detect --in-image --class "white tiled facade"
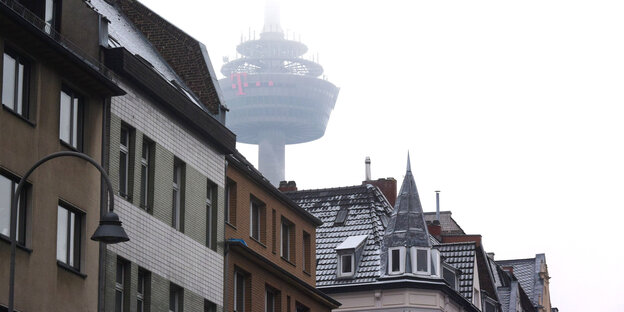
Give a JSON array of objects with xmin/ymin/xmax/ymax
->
[
  {"xmin": 108, "ymin": 197, "xmax": 223, "ymax": 305},
  {"xmin": 111, "ymin": 80, "xmax": 225, "ymax": 187},
  {"xmin": 108, "ymin": 79, "xmax": 226, "ymax": 305}
]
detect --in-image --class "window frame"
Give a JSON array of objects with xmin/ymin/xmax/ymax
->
[
  {"xmin": 137, "ymin": 269, "xmax": 149, "ymax": 312},
  {"xmin": 206, "ymin": 179, "xmax": 217, "ymax": 249},
  {"xmin": 172, "ymin": 159, "xmax": 185, "ymax": 231},
  {"xmin": 0, "ymin": 171, "xmax": 29, "ymax": 246},
  {"xmin": 265, "ymin": 286, "xmax": 279, "ymax": 312},
  {"xmin": 249, "ymin": 197, "xmax": 264, "ymax": 242},
  {"xmin": 280, "ymin": 219, "xmax": 291, "ymax": 261},
  {"xmin": 169, "ymin": 283, "xmax": 183, "ymax": 312},
  {"xmin": 115, "ymin": 258, "xmax": 128, "ymax": 312},
  {"xmin": 302, "ymin": 231, "xmax": 311, "ymax": 273},
  {"xmin": 2, "ymin": 48, "xmax": 31, "ymax": 119},
  {"xmin": 411, "ymin": 247, "xmax": 431, "ymax": 275},
  {"xmin": 119, "ymin": 125, "xmax": 131, "ymax": 198},
  {"xmin": 139, "ymin": 138, "xmax": 154, "ymax": 211},
  {"xmin": 234, "ymin": 271, "xmax": 246, "ymax": 312},
  {"xmin": 59, "ymin": 86, "xmax": 84, "ymax": 151},
  {"xmin": 338, "ymin": 253, "xmax": 354, "ymax": 277},
  {"xmin": 225, "ymin": 179, "xmax": 237, "ymax": 226},
  {"xmin": 56, "ymin": 202, "xmax": 83, "ymax": 271},
  {"xmin": 388, "ymin": 246, "xmax": 405, "ymax": 275}
]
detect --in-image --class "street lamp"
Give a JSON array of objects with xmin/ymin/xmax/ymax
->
[{"xmin": 7, "ymin": 151, "xmax": 129, "ymax": 312}]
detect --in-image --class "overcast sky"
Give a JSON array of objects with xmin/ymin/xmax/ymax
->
[{"xmin": 136, "ymin": 1, "xmax": 623, "ymax": 310}]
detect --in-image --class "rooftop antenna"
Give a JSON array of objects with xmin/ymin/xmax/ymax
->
[
  {"xmin": 435, "ymin": 190, "xmax": 440, "ymax": 221},
  {"xmin": 365, "ymin": 156, "xmax": 371, "ymax": 181}
]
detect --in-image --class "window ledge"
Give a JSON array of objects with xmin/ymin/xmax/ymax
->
[
  {"xmin": 281, "ymin": 256, "xmax": 296, "ymax": 267},
  {"xmin": 0, "ymin": 235, "xmax": 32, "ymax": 253},
  {"xmin": 59, "ymin": 140, "xmax": 81, "ymax": 153},
  {"xmin": 2, "ymin": 104, "xmax": 35, "ymax": 127},
  {"xmin": 57, "ymin": 261, "xmax": 87, "ymax": 278},
  {"xmin": 249, "ymin": 236, "xmax": 267, "ymax": 248},
  {"xmin": 303, "ymin": 270, "xmax": 311, "ymax": 277},
  {"xmin": 225, "ymin": 222, "xmax": 237, "ymax": 229}
]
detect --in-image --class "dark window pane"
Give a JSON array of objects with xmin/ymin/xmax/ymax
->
[
  {"xmin": 417, "ymin": 249, "xmax": 428, "ymax": 272},
  {"xmin": 391, "ymin": 249, "xmax": 400, "ymax": 272},
  {"xmin": 342, "ymin": 255, "xmax": 352, "ymax": 273}
]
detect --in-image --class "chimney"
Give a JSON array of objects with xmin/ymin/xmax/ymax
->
[
  {"xmin": 364, "ymin": 178, "xmax": 397, "ymax": 207},
  {"xmin": 487, "ymin": 252, "xmax": 495, "ymax": 260},
  {"xmin": 365, "ymin": 156, "xmax": 371, "ymax": 181},
  {"xmin": 435, "ymin": 190, "xmax": 440, "ymax": 221},
  {"xmin": 427, "ymin": 220, "xmax": 442, "ymax": 241},
  {"xmin": 278, "ymin": 180, "xmax": 297, "ymax": 192}
]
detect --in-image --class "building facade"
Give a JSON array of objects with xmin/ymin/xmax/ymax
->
[
  {"xmin": 89, "ymin": 0, "xmax": 236, "ymax": 311},
  {"xmin": 225, "ymin": 152, "xmax": 340, "ymax": 312},
  {"xmin": 286, "ymin": 157, "xmax": 482, "ymax": 312},
  {"xmin": 1, "ymin": 0, "xmax": 124, "ymax": 310}
]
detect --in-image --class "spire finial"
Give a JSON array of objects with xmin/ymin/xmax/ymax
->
[{"xmin": 406, "ymin": 151, "xmax": 411, "ymax": 172}]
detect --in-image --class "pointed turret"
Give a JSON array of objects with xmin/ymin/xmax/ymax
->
[{"xmin": 384, "ymin": 154, "xmax": 431, "ymax": 248}]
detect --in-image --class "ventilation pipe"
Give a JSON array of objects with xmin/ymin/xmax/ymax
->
[
  {"xmin": 435, "ymin": 190, "xmax": 440, "ymax": 221},
  {"xmin": 365, "ymin": 156, "xmax": 371, "ymax": 181}
]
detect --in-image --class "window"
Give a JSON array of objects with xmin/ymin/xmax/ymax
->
[
  {"xmin": 250, "ymin": 198, "xmax": 264, "ymax": 242},
  {"xmin": 265, "ymin": 287, "xmax": 280, "ymax": 312},
  {"xmin": 339, "ymin": 254, "xmax": 354, "ymax": 277},
  {"xmin": 443, "ymin": 266, "xmax": 457, "ymax": 289},
  {"xmin": 484, "ymin": 301, "xmax": 497, "ymax": 312},
  {"xmin": 280, "ymin": 219, "xmax": 294, "ymax": 262},
  {"xmin": 225, "ymin": 180, "xmax": 237, "ymax": 225},
  {"xmin": 169, "ymin": 284, "xmax": 182, "ymax": 312},
  {"xmin": 44, "ymin": 0, "xmax": 60, "ymax": 33},
  {"xmin": 431, "ymin": 249, "xmax": 440, "ymax": 277},
  {"xmin": 204, "ymin": 300, "xmax": 216, "ymax": 312},
  {"xmin": 411, "ymin": 247, "xmax": 430, "ymax": 274},
  {"xmin": 137, "ymin": 269, "xmax": 150, "ymax": 312},
  {"xmin": 115, "ymin": 258, "xmax": 128, "ymax": 312},
  {"xmin": 295, "ymin": 302, "xmax": 309, "ymax": 312},
  {"xmin": 56, "ymin": 203, "xmax": 82, "ymax": 270},
  {"xmin": 172, "ymin": 159, "xmax": 185, "ymax": 231},
  {"xmin": 2, "ymin": 49, "xmax": 30, "ymax": 118},
  {"xmin": 59, "ymin": 87, "xmax": 83, "ymax": 150},
  {"xmin": 474, "ymin": 288, "xmax": 481, "ymax": 309},
  {"xmin": 234, "ymin": 271, "xmax": 246, "ymax": 312},
  {"xmin": 388, "ymin": 247, "xmax": 405, "ymax": 274},
  {"xmin": 303, "ymin": 231, "xmax": 311, "ymax": 273},
  {"xmin": 0, "ymin": 172, "xmax": 28, "ymax": 245},
  {"xmin": 271, "ymin": 209, "xmax": 276, "ymax": 254},
  {"xmin": 140, "ymin": 139, "xmax": 154, "ymax": 210},
  {"xmin": 119, "ymin": 125, "xmax": 133, "ymax": 198},
  {"xmin": 206, "ymin": 180, "xmax": 217, "ymax": 249},
  {"xmin": 334, "ymin": 207, "xmax": 348, "ymax": 225}
]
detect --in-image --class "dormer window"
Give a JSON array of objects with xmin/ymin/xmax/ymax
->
[
  {"xmin": 335, "ymin": 235, "xmax": 367, "ymax": 279},
  {"xmin": 411, "ymin": 247, "xmax": 430, "ymax": 274},
  {"xmin": 388, "ymin": 247, "xmax": 406, "ymax": 275},
  {"xmin": 443, "ymin": 265, "xmax": 458, "ymax": 290},
  {"xmin": 339, "ymin": 254, "xmax": 354, "ymax": 277}
]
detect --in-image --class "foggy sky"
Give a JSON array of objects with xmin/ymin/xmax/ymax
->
[{"xmin": 134, "ymin": 1, "xmax": 624, "ymax": 311}]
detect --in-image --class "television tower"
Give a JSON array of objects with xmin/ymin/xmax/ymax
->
[{"xmin": 219, "ymin": 0, "xmax": 339, "ymax": 185}]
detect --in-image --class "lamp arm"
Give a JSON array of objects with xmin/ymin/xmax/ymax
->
[{"xmin": 8, "ymin": 151, "xmax": 114, "ymax": 312}]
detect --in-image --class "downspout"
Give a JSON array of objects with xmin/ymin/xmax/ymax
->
[
  {"xmin": 223, "ymin": 158, "xmax": 230, "ymax": 312},
  {"xmin": 98, "ymin": 96, "xmax": 111, "ymax": 312}
]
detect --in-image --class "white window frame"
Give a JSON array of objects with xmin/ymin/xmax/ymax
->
[
  {"xmin": 206, "ymin": 181, "xmax": 215, "ymax": 249},
  {"xmin": 56, "ymin": 204, "xmax": 82, "ymax": 270},
  {"xmin": 265, "ymin": 288, "xmax": 276, "ymax": 312},
  {"xmin": 431, "ymin": 248, "xmax": 441, "ymax": 277},
  {"xmin": 338, "ymin": 253, "xmax": 355, "ymax": 277},
  {"xmin": 388, "ymin": 247, "xmax": 406, "ymax": 275},
  {"xmin": 137, "ymin": 270, "xmax": 146, "ymax": 312},
  {"xmin": 59, "ymin": 87, "xmax": 82, "ymax": 150},
  {"xmin": 0, "ymin": 173, "xmax": 27, "ymax": 245},
  {"xmin": 411, "ymin": 247, "xmax": 431, "ymax": 275},
  {"xmin": 2, "ymin": 49, "xmax": 29, "ymax": 118},
  {"xmin": 119, "ymin": 126, "xmax": 130, "ymax": 197},
  {"xmin": 234, "ymin": 271, "xmax": 245, "ymax": 312}
]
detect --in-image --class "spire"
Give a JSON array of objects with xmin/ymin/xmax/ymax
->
[
  {"xmin": 384, "ymin": 154, "xmax": 430, "ymax": 248},
  {"xmin": 262, "ymin": 0, "xmax": 284, "ymax": 38}
]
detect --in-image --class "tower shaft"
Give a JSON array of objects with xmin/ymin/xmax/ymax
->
[{"xmin": 258, "ymin": 130, "xmax": 285, "ymax": 185}]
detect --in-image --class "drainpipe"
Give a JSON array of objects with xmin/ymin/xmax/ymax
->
[{"xmin": 223, "ymin": 158, "xmax": 230, "ymax": 312}]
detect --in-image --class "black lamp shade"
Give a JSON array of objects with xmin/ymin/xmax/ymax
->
[{"xmin": 91, "ymin": 212, "xmax": 129, "ymax": 244}]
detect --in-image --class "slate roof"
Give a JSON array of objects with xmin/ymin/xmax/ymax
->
[
  {"xmin": 435, "ymin": 242, "xmax": 477, "ymax": 300},
  {"xmin": 497, "ymin": 256, "xmax": 544, "ymax": 307},
  {"xmin": 285, "ymin": 184, "xmax": 393, "ymax": 286},
  {"xmin": 423, "ymin": 211, "xmax": 466, "ymax": 235},
  {"xmin": 384, "ymin": 155, "xmax": 430, "ymax": 249}
]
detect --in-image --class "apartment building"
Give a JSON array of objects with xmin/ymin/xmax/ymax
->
[
  {"xmin": 0, "ymin": 0, "xmax": 124, "ymax": 310},
  {"xmin": 89, "ymin": 0, "xmax": 236, "ymax": 311},
  {"xmin": 225, "ymin": 152, "xmax": 340, "ymax": 312}
]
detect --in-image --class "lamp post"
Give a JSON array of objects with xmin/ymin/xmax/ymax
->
[{"xmin": 7, "ymin": 151, "xmax": 129, "ymax": 312}]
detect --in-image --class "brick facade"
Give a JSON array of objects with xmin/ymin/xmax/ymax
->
[{"xmin": 225, "ymin": 162, "xmax": 339, "ymax": 312}]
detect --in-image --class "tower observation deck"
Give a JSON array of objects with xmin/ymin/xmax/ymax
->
[{"xmin": 219, "ymin": 1, "xmax": 339, "ymax": 186}]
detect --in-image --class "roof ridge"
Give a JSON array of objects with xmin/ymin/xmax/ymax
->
[{"xmin": 285, "ymin": 184, "xmax": 368, "ymax": 193}]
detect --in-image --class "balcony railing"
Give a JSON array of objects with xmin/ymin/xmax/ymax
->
[{"xmin": 0, "ymin": 0, "xmax": 113, "ymax": 79}]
